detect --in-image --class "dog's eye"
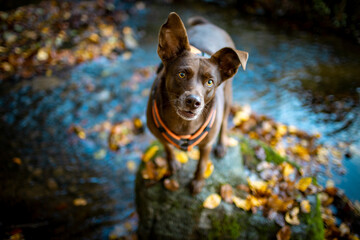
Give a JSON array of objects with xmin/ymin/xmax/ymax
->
[
  {"xmin": 206, "ymin": 79, "xmax": 214, "ymax": 87},
  {"xmin": 178, "ymin": 72, "xmax": 186, "ymax": 79}
]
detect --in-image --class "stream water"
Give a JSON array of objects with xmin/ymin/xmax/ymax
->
[{"xmin": 1, "ymin": 1, "xmax": 359, "ymax": 239}]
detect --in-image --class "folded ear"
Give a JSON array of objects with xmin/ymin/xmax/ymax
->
[
  {"xmin": 211, "ymin": 47, "xmax": 249, "ymax": 81},
  {"xmin": 158, "ymin": 12, "xmax": 191, "ymax": 63}
]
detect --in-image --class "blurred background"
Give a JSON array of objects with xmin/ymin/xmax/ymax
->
[{"xmin": 0, "ymin": 0, "xmax": 359, "ymax": 239}]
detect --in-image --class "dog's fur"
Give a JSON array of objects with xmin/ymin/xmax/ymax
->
[{"xmin": 146, "ymin": 12, "xmax": 248, "ymax": 194}]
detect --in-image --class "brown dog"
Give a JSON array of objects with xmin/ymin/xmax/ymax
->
[{"xmin": 146, "ymin": 12, "xmax": 248, "ymax": 194}]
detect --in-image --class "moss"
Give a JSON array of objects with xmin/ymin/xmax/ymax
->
[
  {"xmin": 208, "ymin": 214, "xmax": 242, "ymax": 240},
  {"xmin": 300, "ymin": 195, "xmax": 325, "ymax": 240}
]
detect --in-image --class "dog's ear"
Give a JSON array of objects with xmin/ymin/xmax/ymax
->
[
  {"xmin": 211, "ymin": 47, "xmax": 249, "ymax": 81},
  {"xmin": 158, "ymin": 12, "xmax": 191, "ymax": 63}
]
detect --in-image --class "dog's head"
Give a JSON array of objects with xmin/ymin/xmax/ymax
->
[{"xmin": 158, "ymin": 12, "xmax": 248, "ymax": 121}]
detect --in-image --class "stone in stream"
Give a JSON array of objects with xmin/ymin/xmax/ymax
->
[{"xmin": 135, "ymin": 139, "xmax": 324, "ymax": 240}]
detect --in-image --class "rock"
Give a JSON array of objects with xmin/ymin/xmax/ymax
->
[{"xmin": 135, "ymin": 139, "xmax": 324, "ymax": 240}]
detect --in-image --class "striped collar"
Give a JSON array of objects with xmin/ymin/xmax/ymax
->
[{"xmin": 152, "ymin": 100, "xmax": 216, "ymax": 151}]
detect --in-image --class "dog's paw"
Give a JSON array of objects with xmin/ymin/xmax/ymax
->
[
  {"xmin": 168, "ymin": 158, "xmax": 181, "ymax": 174},
  {"xmin": 214, "ymin": 144, "xmax": 227, "ymax": 159},
  {"xmin": 190, "ymin": 179, "xmax": 205, "ymax": 195}
]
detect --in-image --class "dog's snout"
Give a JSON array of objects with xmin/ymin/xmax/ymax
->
[{"xmin": 185, "ymin": 95, "xmax": 201, "ymax": 109}]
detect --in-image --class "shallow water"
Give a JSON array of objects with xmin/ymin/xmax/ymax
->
[{"xmin": 0, "ymin": 1, "xmax": 359, "ymax": 239}]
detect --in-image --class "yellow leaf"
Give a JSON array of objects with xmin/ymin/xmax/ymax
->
[
  {"xmin": 203, "ymin": 160, "xmax": 214, "ymax": 179},
  {"xmin": 276, "ymin": 124, "xmax": 288, "ymax": 137},
  {"xmin": 126, "ymin": 161, "xmax": 136, "ymax": 172},
  {"xmin": 248, "ymin": 195, "xmax": 267, "ymax": 207},
  {"xmin": 232, "ymin": 196, "xmax": 251, "ymax": 211},
  {"xmin": 285, "ymin": 207, "xmax": 300, "ymax": 225},
  {"xmin": 73, "ymin": 198, "xmax": 87, "ymax": 206},
  {"xmin": 142, "ymin": 145, "xmax": 159, "ymax": 162},
  {"xmin": 89, "ymin": 33, "xmax": 100, "ymax": 43},
  {"xmin": 94, "ymin": 149, "xmax": 106, "ymax": 160},
  {"xmin": 203, "ymin": 194, "xmax": 221, "ymax": 209},
  {"xmin": 175, "ymin": 151, "xmax": 188, "ymax": 164},
  {"xmin": 155, "ymin": 167, "xmax": 167, "ymax": 180},
  {"xmin": 247, "ymin": 178, "xmax": 269, "ymax": 195},
  {"xmin": 232, "ymin": 105, "xmax": 251, "ymax": 125},
  {"xmin": 37, "ymin": 48, "xmax": 49, "ymax": 61},
  {"xmin": 292, "ymin": 144, "xmax": 310, "ymax": 161},
  {"xmin": 296, "ymin": 177, "xmax": 312, "ymax": 192},
  {"xmin": 282, "ymin": 162, "xmax": 294, "ymax": 178},
  {"xmin": 300, "ymin": 200, "xmax": 311, "ymax": 213},
  {"xmin": 187, "ymin": 148, "xmax": 200, "ymax": 160},
  {"xmin": 226, "ymin": 137, "xmax": 238, "ymax": 147}
]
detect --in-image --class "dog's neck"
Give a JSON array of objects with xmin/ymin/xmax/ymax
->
[{"xmin": 154, "ymin": 74, "xmax": 214, "ymax": 136}]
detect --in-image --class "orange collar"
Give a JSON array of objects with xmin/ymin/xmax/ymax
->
[{"xmin": 152, "ymin": 100, "xmax": 216, "ymax": 151}]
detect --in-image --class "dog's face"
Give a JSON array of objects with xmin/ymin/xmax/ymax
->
[
  {"xmin": 164, "ymin": 54, "xmax": 219, "ymax": 120},
  {"xmin": 158, "ymin": 13, "xmax": 248, "ymax": 121}
]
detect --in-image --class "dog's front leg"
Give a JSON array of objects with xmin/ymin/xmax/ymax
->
[
  {"xmin": 162, "ymin": 142, "xmax": 181, "ymax": 175},
  {"xmin": 191, "ymin": 145, "xmax": 211, "ymax": 194}
]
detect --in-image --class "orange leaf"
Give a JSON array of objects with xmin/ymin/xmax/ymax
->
[
  {"xmin": 164, "ymin": 179, "xmax": 179, "ymax": 192},
  {"xmin": 12, "ymin": 157, "xmax": 22, "ymax": 165},
  {"xmin": 203, "ymin": 194, "xmax": 221, "ymax": 209},
  {"xmin": 276, "ymin": 225, "xmax": 291, "ymax": 240},
  {"xmin": 220, "ymin": 184, "xmax": 233, "ymax": 203}
]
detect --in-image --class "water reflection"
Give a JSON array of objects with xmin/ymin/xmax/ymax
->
[{"xmin": 0, "ymin": 1, "xmax": 360, "ymax": 239}]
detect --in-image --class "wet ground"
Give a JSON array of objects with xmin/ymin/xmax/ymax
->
[{"xmin": 1, "ymin": 1, "xmax": 360, "ymax": 239}]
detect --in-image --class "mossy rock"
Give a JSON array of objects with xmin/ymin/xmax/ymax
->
[{"xmin": 135, "ymin": 138, "xmax": 324, "ymax": 240}]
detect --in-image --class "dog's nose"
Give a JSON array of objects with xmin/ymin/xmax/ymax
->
[{"xmin": 185, "ymin": 95, "xmax": 201, "ymax": 109}]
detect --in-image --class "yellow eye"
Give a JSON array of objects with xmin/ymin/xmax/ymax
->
[
  {"xmin": 178, "ymin": 72, "xmax": 186, "ymax": 78},
  {"xmin": 206, "ymin": 79, "xmax": 214, "ymax": 87}
]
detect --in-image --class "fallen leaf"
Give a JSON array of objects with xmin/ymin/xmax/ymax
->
[
  {"xmin": 236, "ymin": 184, "xmax": 250, "ymax": 193},
  {"xmin": 203, "ymin": 194, "xmax": 221, "ymax": 209},
  {"xmin": 154, "ymin": 157, "xmax": 167, "ymax": 168},
  {"xmin": 141, "ymin": 161, "xmax": 156, "ymax": 180},
  {"xmin": 175, "ymin": 151, "xmax": 188, "ymax": 164},
  {"xmin": 94, "ymin": 149, "xmax": 106, "ymax": 160},
  {"xmin": 187, "ymin": 148, "xmax": 200, "ymax": 160},
  {"xmin": 300, "ymin": 199, "xmax": 311, "ymax": 213},
  {"xmin": 126, "ymin": 161, "xmax": 136, "ymax": 172},
  {"xmin": 276, "ymin": 225, "xmax": 291, "ymax": 240},
  {"xmin": 339, "ymin": 223, "xmax": 350, "ymax": 237},
  {"xmin": 73, "ymin": 198, "xmax": 87, "ymax": 206},
  {"xmin": 268, "ymin": 194, "xmax": 293, "ymax": 212},
  {"xmin": 232, "ymin": 196, "xmax": 251, "ymax": 211},
  {"xmin": 248, "ymin": 195, "xmax": 267, "ymax": 207},
  {"xmin": 220, "ymin": 184, "xmax": 233, "ymax": 203},
  {"xmin": 282, "ymin": 162, "xmax": 294, "ymax": 179},
  {"xmin": 285, "ymin": 207, "xmax": 300, "ymax": 225},
  {"xmin": 247, "ymin": 178, "xmax": 270, "ymax": 196},
  {"xmin": 296, "ymin": 177, "xmax": 312, "ymax": 192},
  {"xmin": 226, "ymin": 137, "xmax": 239, "ymax": 147},
  {"xmin": 164, "ymin": 178, "xmax": 179, "ymax": 192},
  {"xmin": 142, "ymin": 145, "xmax": 159, "ymax": 162},
  {"xmin": 203, "ymin": 160, "xmax": 214, "ymax": 179},
  {"xmin": 12, "ymin": 157, "xmax": 22, "ymax": 165}
]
